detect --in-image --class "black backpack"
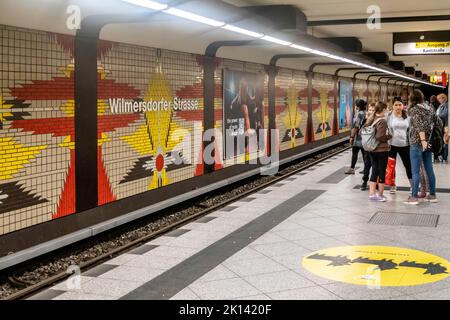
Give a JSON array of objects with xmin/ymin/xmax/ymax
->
[{"xmin": 428, "ymin": 115, "xmax": 444, "ymax": 154}]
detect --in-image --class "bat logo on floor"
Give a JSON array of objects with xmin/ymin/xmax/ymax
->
[{"xmin": 306, "ymin": 253, "xmax": 449, "ymax": 275}]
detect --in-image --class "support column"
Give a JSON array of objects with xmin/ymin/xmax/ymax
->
[
  {"xmin": 74, "ymin": 34, "xmax": 98, "ymax": 212},
  {"xmin": 267, "ymin": 65, "xmax": 277, "ymax": 155},
  {"xmin": 203, "ymin": 55, "xmax": 216, "ymax": 174}
]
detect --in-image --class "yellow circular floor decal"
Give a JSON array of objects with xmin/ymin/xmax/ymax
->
[{"xmin": 302, "ymin": 246, "xmax": 450, "ymax": 287}]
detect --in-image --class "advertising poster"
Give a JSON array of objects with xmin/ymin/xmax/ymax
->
[
  {"xmin": 223, "ymin": 70, "xmax": 265, "ymax": 159},
  {"xmin": 339, "ymin": 79, "xmax": 353, "ymax": 131}
]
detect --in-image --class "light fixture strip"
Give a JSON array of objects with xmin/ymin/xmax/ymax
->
[
  {"xmin": 261, "ymin": 35, "xmax": 292, "ymax": 46},
  {"xmin": 122, "ymin": 0, "xmax": 168, "ymax": 10},
  {"xmin": 120, "ymin": 0, "xmax": 443, "ymax": 88},
  {"xmin": 222, "ymin": 25, "xmax": 264, "ymax": 38},
  {"xmin": 163, "ymin": 7, "xmax": 225, "ymax": 27}
]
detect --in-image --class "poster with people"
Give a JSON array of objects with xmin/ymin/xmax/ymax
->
[
  {"xmin": 223, "ymin": 70, "xmax": 265, "ymax": 159},
  {"xmin": 339, "ymin": 79, "xmax": 353, "ymax": 131}
]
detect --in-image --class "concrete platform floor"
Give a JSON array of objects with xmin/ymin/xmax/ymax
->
[{"xmin": 29, "ymin": 149, "xmax": 450, "ymax": 300}]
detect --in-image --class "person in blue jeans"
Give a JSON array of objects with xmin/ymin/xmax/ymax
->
[
  {"xmin": 434, "ymin": 93, "xmax": 448, "ymax": 162},
  {"xmin": 405, "ymin": 90, "xmax": 443, "ymax": 205},
  {"xmin": 444, "ymin": 127, "xmax": 449, "ymax": 163}
]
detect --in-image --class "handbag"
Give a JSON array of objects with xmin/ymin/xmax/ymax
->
[{"xmin": 385, "ymin": 157, "xmax": 396, "ymax": 186}]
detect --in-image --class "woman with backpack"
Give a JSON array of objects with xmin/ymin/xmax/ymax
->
[
  {"xmin": 405, "ymin": 90, "xmax": 443, "ymax": 205},
  {"xmin": 345, "ymin": 99, "xmax": 367, "ymax": 175},
  {"xmin": 387, "ymin": 97, "xmax": 413, "ymax": 194},
  {"xmin": 360, "ymin": 103, "xmax": 375, "ymax": 191},
  {"xmin": 362, "ymin": 101, "xmax": 392, "ymax": 202}
]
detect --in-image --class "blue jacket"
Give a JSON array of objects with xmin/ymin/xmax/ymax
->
[{"xmin": 437, "ymin": 102, "xmax": 448, "ymax": 127}]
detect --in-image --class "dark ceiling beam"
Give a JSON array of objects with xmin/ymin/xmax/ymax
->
[
  {"xmin": 404, "ymin": 67, "xmax": 416, "ymax": 75},
  {"xmin": 361, "ymin": 52, "xmax": 389, "ymax": 64},
  {"xmin": 367, "ymin": 74, "xmax": 387, "ymax": 81},
  {"xmin": 377, "ymin": 76, "xmax": 395, "ymax": 85},
  {"xmin": 244, "ymin": 4, "xmax": 308, "ymax": 33},
  {"xmin": 334, "ymin": 67, "xmax": 368, "ymax": 77},
  {"xmin": 321, "ymin": 37, "xmax": 362, "ymax": 53},
  {"xmin": 389, "ymin": 61, "xmax": 405, "ymax": 70},
  {"xmin": 353, "ymin": 71, "xmax": 385, "ymax": 79},
  {"xmin": 308, "ymin": 15, "xmax": 450, "ymax": 26},
  {"xmin": 269, "ymin": 54, "xmax": 312, "ymax": 66}
]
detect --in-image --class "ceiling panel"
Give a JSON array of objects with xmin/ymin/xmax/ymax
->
[{"xmin": 225, "ymin": 0, "xmax": 450, "ymax": 74}]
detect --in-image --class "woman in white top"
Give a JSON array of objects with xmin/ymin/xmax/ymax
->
[{"xmin": 387, "ymin": 97, "xmax": 413, "ymax": 193}]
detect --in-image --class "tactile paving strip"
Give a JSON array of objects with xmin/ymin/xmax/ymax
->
[{"xmin": 369, "ymin": 211, "xmax": 440, "ymax": 228}]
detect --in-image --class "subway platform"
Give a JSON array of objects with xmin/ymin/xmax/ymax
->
[{"xmin": 29, "ymin": 149, "xmax": 450, "ymax": 300}]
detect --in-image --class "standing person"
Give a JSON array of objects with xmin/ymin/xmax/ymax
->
[
  {"xmin": 444, "ymin": 127, "xmax": 449, "ymax": 164},
  {"xmin": 430, "ymin": 95, "xmax": 440, "ymax": 112},
  {"xmin": 436, "ymin": 94, "xmax": 448, "ymax": 127},
  {"xmin": 436, "ymin": 94, "xmax": 448, "ymax": 163},
  {"xmin": 404, "ymin": 90, "xmax": 443, "ymax": 205},
  {"xmin": 364, "ymin": 102, "xmax": 392, "ymax": 202},
  {"xmin": 360, "ymin": 103, "xmax": 375, "ymax": 191},
  {"xmin": 436, "ymin": 93, "xmax": 448, "ymax": 162},
  {"xmin": 345, "ymin": 99, "xmax": 367, "ymax": 175},
  {"xmin": 387, "ymin": 97, "xmax": 413, "ymax": 194}
]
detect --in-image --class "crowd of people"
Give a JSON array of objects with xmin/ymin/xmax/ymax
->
[{"xmin": 345, "ymin": 90, "xmax": 448, "ymax": 205}]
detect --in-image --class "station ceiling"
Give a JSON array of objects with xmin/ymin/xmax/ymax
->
[
  {"xmin": 1, "ymin": 0, "xmax": 449, "ymax": 76},
  {"xmin": 226, "ymin": 0, "xmax": 450, "ymax": 75}
]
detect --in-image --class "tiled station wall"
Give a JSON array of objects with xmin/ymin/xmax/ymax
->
[
  {"xmin": 0, "ymin": 24, "xmax": 405, "ymax": 235},
  {"xmin": 311, "ymin": 73, "xmax": 335, "ymax": 142},
  {"xmin": 275, "ymin": 68, "xmax": 308, "ymax": 151},
  {"xmin": 0, "ymin": 25, "xmax": 75, "ymax": 235},
  {"xmin": 97, "ymin": 43, "xmax": 204, "ymax": 205}
]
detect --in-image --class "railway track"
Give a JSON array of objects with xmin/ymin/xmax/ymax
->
[{"xmin": 2, "ymin": 142, "xmax": 350, "ymax": 300}]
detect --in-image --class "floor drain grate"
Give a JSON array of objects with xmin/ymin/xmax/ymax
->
[{"xmin": 369, "ymin": 211, "xmax": 440, "ymax": 228}]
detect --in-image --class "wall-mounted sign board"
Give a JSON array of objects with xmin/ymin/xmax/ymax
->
[{"xmin": 393, "ymin": 31, "xmax": 450, "ymax": 56}]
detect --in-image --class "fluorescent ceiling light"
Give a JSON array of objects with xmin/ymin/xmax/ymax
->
[
  {"xmin": 120, "ymin": 0, "xmax": 442, "ymax": 88},
  {"xmin": 164, "ymin": 7, "xmax": 225, "ymax": 27},
  {"xmin": 261, "ymin": 36, "xmax": 292, "ymax": 46},
  {"xmin": 222, "ymin": 25, "xmax": 264, "ymax": 38},
  {"xmin": 326, "ymin": 54, "xmax": 341, "ymax": 60},
  {"xmin": 290, "ymin": 44, "xmax": 313, "ymax": 52},
  {"xmin": 122, "ymin": 0, "xmax": 168, "ymax": 10},
  {"xmin": 310, "ymin": 49, "xmax": 330, "ymax": 57}
]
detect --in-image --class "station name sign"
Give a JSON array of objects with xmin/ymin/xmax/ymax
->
[
  {"xmin": 109, "ymin": 97, "xmax": 199, "ymax": 114},
  {"xmin": 393, "ymin": 31, "xmax": 450, "ymax": 56}
]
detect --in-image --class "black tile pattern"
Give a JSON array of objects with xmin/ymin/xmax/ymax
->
[
  {"xmin": 0, "ymin": 182, "xmax": 48, "ymax": 214},
  {"xmin": 119, "ymin": 153, "xmax": 191, "ymax": 184},
  {"xmin": 27, "ymin": 289, "xmax": 65, "ymax": 300},
  {"xmin": 272, "ymin": 183, "xmax": 286, "ymax": 187},
  {"xmin": 196, "ymin": 216, "xmax": 217, "ymax": 223},
  {"xmin": 128, "ymin": 245, "xmax": 158, "ymax": 255},
  {"xmin": 220, "ymin": 206, "xmax": 238, "ymax": 212},
  {"xmin": 83, "ymin": 264, "xmax": 118, "ymax": 277},
  {"xmin": 319, "ymin": 167, "xmax": 359, "ymax": 184},
  {"xmin": 165, "ymin": 229, "xmax": 190, "ymax": 237}
]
